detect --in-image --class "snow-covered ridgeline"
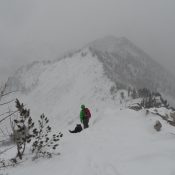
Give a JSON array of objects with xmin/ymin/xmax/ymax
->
[{"xmin": 4, "ymin": 48, "xmax": 115, "ymax": 129}]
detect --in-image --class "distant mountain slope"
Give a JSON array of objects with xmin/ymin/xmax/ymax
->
[
  {"xmin": 4, "ymin": 48, "xmax": 114, "ymax": 128},
  {"xmin": 88, "ymin": 36, "xmax": 175, "ymax": 98}
]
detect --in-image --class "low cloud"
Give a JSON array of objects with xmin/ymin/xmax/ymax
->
[{"xmin": 0, "ymin": 0, "xmax": 175, "ymax": 81}]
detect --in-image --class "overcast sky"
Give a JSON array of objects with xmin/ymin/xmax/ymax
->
[{"xmin": 0, "ymin": 0, "xmax": 175, "ymax": 82}]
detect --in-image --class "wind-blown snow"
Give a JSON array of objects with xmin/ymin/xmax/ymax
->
[
  {"xmin": 2, "ymin": 46, "xmax": 175, "ymax": 175},
  {"xmin": 4, "ymin": 48, "xmax": 114, "ymax": 128}
]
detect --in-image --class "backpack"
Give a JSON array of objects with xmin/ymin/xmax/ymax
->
[{"xmin": 84, "ymin": 108, "xmax": 91, "ymax": 118}]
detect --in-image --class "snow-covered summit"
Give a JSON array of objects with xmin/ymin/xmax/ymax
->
[
  {"xmin": 89, "ymin": 35, "xmax": 149, "ymax": 60},
  {"xmin": 88, "ymin": 36, "xmax": 175, "ymax": 99},
  {"xmin": 90, "ymin": 36, "xmax": 134, "ymax": 52}
]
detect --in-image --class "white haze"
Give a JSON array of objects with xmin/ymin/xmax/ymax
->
[{"xmin": 0, "ymin": 0, "xmax": 175, "ymax": 82}]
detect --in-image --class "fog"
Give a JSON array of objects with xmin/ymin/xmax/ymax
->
[{"xmin": 0, "ymin": 0, "xmax": 175, "ymax": 82}]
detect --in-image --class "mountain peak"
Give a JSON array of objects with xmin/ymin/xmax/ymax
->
[{"xmin": 88, "ymin": 35, "xmax": 135, "ymax": 53}]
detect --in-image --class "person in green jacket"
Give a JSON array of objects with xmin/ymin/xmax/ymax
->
[{"xmin": 80, "ymin": 104, "xmax": 91, "ymax": 129}]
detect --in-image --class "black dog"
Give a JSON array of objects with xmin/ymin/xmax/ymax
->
[{"xmin": 69, "ymin": 124, "xmax": 82, "ymax": 133}]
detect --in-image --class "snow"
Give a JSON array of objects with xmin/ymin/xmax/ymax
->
[
  {"xmin": 1, "ymin": 48, "xmax": 175, "ymax": 175},
  {"xmin": 89, "ymin": 36, "xmax": 175, "ymax": 100},
  {"xmin": 4, "ymin": 48, "xmax": 114, "ymax": 128},
  {"xmin": 2, "ymin": 107, "xmax": 175, "ymax": 175}
]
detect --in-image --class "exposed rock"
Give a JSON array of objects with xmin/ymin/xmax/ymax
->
[
  {"xmin": 154, "ymin": 120, "xmax": 162, "ymax": 131},
  {"xmin": 128, "ymin": 103, "xmax": 142, "ymax": 111},
  {"xmin": 170, "ymin": 112, "xmax": 175, "ymax": 122}
]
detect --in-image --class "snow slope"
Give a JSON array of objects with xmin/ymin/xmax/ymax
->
[
  {"xmin": 89, "ymin": 36, "xmax": 175, "ymax": 99},
  {"xmin": 3, "ymin": 48, "xmax": 115, "ymax": 129},
  {"xmin": 2, "ymin": 41, "xmax": 175, "ymax": 175},
  {"xmin": 2, "ymin": 107, "xmax": 175, "ymax": 175}
]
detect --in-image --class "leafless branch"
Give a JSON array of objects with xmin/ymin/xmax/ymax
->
[
  {"xmin": 0, "ymin": 99, "xmax": 15, "ymax": 106},
  {"xmin": 0, "ymin": 110, "xmax": 18, "ymax": 123},
  {"xmin": 0, "ymin": 110, "xmax": 16, "ymax": 117},
  {"xmin": 0, "ymin": 146, "xmax": 15, "ymax": 155},
  {"xmin": 0, "ymin": 127, "xmax": 6, "ymax": 137},
  {"xmin": 1, "ymin": 90, "xmax": 18, "ymax": 97}
]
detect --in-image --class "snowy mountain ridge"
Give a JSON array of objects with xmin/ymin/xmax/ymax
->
[
  {"xmin": 88, "ymin": 36, "xmax": 175, "ymax": 99},
  {"xmin": 6, "ymin": 36, "xmax": 175, "ymax": 101},
  {"xmin": 2, "ymin": 37, "xmax": 175, "ymax": 175},
  {"xmin": 4, "ymin": 48, "xmax": 115, "ymax": 129}
]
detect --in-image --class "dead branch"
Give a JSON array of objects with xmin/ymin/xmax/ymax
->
[
  {"xmin": 0, "ymin": 99, "xmax": 15, "ymax": 106},
  {"xmin": 1, "ymin": 90, "xmax": 18, "ymax": 97},
  {"xmin": 0, "ymin": 110, "xmax": 18, "ymax": 123},
  {"xmin": 0, "ymin": 111, "xmax": 16, "ymax": 117},
  {"xmin": 0, "ymin": 146, "xmax": 15, "ymax": 155}
]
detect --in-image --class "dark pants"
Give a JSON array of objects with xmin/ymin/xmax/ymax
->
[{"xmin": 83, "ymin": 117, "xmax": 89, "ymax": 129}]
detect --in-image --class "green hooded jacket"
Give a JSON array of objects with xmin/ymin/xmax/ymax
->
[{"xmin": 80, "ymin": 109, "xmax": 85, "ymax": 123}]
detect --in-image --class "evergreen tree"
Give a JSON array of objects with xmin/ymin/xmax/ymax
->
[
  {"xmin": 131, "ymin": 88, "xmax": 137, "ymax": 99},
  {"xmin": 31, "ymin": 114, "xmax": 63, "ymax": 159},
  {"xmin": 13, "ymin": 99, "xmax": 34, "ymax": 160}
]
